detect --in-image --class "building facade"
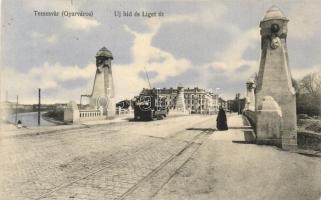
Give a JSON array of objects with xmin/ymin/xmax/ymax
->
[
  {"xmin": 141, "ymin": 87, "xmax": 219, "ymax": 114},
  {"xmin": 184, "ymin": 87, "xmax": 219, "ymax": 114}
]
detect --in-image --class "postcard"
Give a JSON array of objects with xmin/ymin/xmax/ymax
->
[{"xmin": 1, "ymin": 1, "xmax": 320, "ymax": 200}]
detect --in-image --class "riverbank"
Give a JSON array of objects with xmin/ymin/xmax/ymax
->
[{"xmin": 42, "ymin": 111, "xmax": 65, "ymax": 125}]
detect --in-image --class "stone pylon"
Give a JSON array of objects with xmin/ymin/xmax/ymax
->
[
  {"xmin": 245, "ymin": 78, "xmax": 256, "ymax": 111},
  {"xmin": 175, "ymin": 86, "xmax": 186, "ymax": 112},
  {"xmin": 90, "ymin": 47, "xmax": 116, "ymax": 118},
  {"xmin": 255, "ymin": 6, "xmax": 297, "ymax": 150}
]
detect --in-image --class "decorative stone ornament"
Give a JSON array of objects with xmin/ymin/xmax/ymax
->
[
  {"xmin": 271, "ymin": 23, "xmax": 280, "ymax": 33},
  {"xmin": 270, "ymin": 36, "xmax": 281, "ymax": 49},
  {"xmin": 245, "ymin": 78, "xmax": 256, "ymax": 111}
]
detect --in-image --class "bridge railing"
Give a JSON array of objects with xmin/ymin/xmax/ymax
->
[{"xmin": 79, "ymin": 109, "xmax": 103, "ymax": 119}]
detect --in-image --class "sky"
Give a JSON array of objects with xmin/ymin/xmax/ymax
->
[{"xmin": 1, "ymin": 0, "xmax": 321, "ymax": 104}]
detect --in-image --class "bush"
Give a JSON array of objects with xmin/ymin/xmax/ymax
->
[
  {"xmin": 297, "ymin": 94, "xmax": 321, "ymax": 117},
  {"xmin": 43, "ymin": 110, "xmax": 64, "ymax": 122}
]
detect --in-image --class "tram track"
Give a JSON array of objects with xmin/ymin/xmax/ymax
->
[
  {"xmin": 117, "ymin": 126, "xmax": 214, "ymax": 200},
  {"xmin": 34, "ymin": 117, "xmax": 215, "ymax": 200}
]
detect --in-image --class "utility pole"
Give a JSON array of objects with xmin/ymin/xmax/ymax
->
[
  {"xmin": 236, "ymin": 93, "xmax": 241, "ymax": 115},
  {"xmin": 15, "ymin": 95, "xmax": 18, "ymax": 124},
  {"xmin": 144, "ymin": 66, "xmax": 152, "ymax": 89},
  {"xmin": 38, "ymin": 88, "xmax": 41, "ymax": 126}
]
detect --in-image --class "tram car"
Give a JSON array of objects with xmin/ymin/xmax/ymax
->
[{"xmin": 133, "ymin": 90, "xmax": 169, "ymax": 121}]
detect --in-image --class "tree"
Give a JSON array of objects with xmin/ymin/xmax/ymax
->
[
  {"xmin": 292, "ymin": 78, "xmax": 299, "ymax": 94},
  {"xmin": 296, "ymin": 72, "xmax": 321, "ymax": 116},
  {"xmin": 299, "ymin": 72, "xmax": 321, "ymax": 97}
]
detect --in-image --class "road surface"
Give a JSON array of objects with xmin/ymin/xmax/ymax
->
[{"xmin": 0, "ymin": 114, "xmax": 320, "ymax": 200}]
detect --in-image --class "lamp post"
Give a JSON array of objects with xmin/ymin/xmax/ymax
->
[{"xmin": 236, "ymin": 93, "xmax": 241, "ymax": 115}]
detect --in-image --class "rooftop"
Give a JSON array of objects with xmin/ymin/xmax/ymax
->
[
  {"xmin": 262, "ymin": 5, "xmax": 288, "ymax": 22},
  {"xmin": 96, "ymin": 46, "xmax": 113, "ymax": 59}
]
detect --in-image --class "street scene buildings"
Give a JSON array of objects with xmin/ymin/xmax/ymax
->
[{"xmin": 141, "ymin": 87, "xmax": 220, "ymax": 114}]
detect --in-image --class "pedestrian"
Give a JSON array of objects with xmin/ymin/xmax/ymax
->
[
  {"xmin": 216, "ymin": 106, "xmax": 228, "ymax": 131},
  {"xmin": 17, "ymin": 120, "xmax": 22, "ymax": 128}
]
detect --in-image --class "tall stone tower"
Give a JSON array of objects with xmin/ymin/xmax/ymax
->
[
  {"xmin": 255, "ymin": 6, "xmax": 297, "ymax": 150},
  {"xmin": 90, "ymin": 47, "xmax": 115, "ymax": 118}
]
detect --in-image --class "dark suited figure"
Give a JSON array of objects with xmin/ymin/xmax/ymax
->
[{"xmin": 216, "ymin": 107, "xmax": 228, "ymax": 131}]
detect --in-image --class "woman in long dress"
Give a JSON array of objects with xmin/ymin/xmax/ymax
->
[{"xmin": 216, "ymin": 107, "xmax": 228, "ymax": 130}]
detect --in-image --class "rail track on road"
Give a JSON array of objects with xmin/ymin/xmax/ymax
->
[
  {"xmin": 118, "ymin": 124, "xmax": 214, "ymax": 200},
  {"xmin": 35, "ymin": 117, "xmax": 215, "ymax": 200}
]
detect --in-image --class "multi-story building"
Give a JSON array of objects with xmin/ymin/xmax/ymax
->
[
  {"xmin": 219, "ymin": 97, "xmax": 228, "ymax": 110},
  {"xmin": 184, "ymin": 87, "xmax": 219, "ymax": 114},
  {"xmin": 140, "ymin": 87, "xmax": 219, "ymax": 114},
  {"xmin": 140, "ymin": 87, "xmax": 178, "ymax": 109}
]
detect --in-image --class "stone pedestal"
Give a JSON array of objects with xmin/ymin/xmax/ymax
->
[
  {"xmin": 255, "ymin": 6, "xmax": 297, "ymax": 150},
  {"xmin": 64, "ymin": 101, "xmax": 79, "ymax": 124},
  {"xmin": 256, "ymin": 96, "xmax": 282, "ymax": 147},
  {"xmin": 106, "ymin": 98, "xmax": 116, "ymax": 119}
]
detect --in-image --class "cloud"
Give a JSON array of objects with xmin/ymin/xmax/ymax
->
[
  {"xmin": 30, "ymin": 31, "xmax": 58, "ymax": 44},
  {"xmin": 112, "ymin": 21, "xmax": 193, "ymax": 100},
  {"xmin": 288, "ymin": 1, "xmax": 321, "ymax": 40},
  {"xmin": 197, "ymin": 26, "xmax": 260, "ymax": 92},
  {"xmin": 29, "ymin": 63, "xmax": 95, "ymax": 83},
  {"xmin": 143, "ymin": 1, "xmax": 227, "ymax": 32},
  {"xmin": 47, "ymin": 35, "xmax": 58, "ymax": 44},
  {"xmin": 291, "ymin": 64, "xmax": 321, "ymax": 80},
  {"xmin": 114, "ymin": 4, "xmax": 259, "ymax": 99},
  {"xmin": 64, "ymin": 17, "xmax": 100, "ymax": 30},
  {"xmin": 1, "ymin": 63, "xmax": 96, "ymax": 103},
  {"xmin": 2, "ymin": 14, "xmax": 193, "ymax": 103}
]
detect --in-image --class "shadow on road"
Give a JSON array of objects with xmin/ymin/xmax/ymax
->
[
  {"xmin": 228, "ymin": 126, "xmax": 252, "ymax": 130},
  {"xmin": 186, "ymin": 128, "xmax": 216, "ymax": 132},
  {"xmin": 232, "ymin": 131, "xmax": 256, "ymax": 144}
]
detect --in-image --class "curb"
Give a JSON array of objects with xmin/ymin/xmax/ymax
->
[{"xmin": 3, "ymin": 119, "xmax": 130, "ymax": 138}]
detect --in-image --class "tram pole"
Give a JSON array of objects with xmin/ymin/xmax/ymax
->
[{"xmin": 38, "ymin": 88, "xmax": 41, "ymax": 126}]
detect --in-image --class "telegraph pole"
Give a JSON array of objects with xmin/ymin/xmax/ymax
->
[
  {"xmin": 237, "ymin": 93, "xmax": 241, "ymax": 115},
  {"xmin": 38, "ymin": 88, "xmax": 41, "ymax": 126},
  {"xmin": 144, "ymin": 66, "xmax": 152, "ymax": 89},
  {"xmin": 15, "ymin": 95, "xmax": 18, "ymax": 124}
]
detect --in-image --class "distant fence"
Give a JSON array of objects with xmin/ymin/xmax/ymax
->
[{"xmin": 243, "ymin": 110, "xmax": 256, "ymax": 133}]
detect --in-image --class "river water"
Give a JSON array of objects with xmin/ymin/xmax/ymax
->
[{"xmin": 7, "ymin": 112, "xmax": 56, "ymax": 127}]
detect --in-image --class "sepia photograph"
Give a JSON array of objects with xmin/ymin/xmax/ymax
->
[{"xmin": 0, "ymin": 0, "xmax": 321, "ymax": 199}]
